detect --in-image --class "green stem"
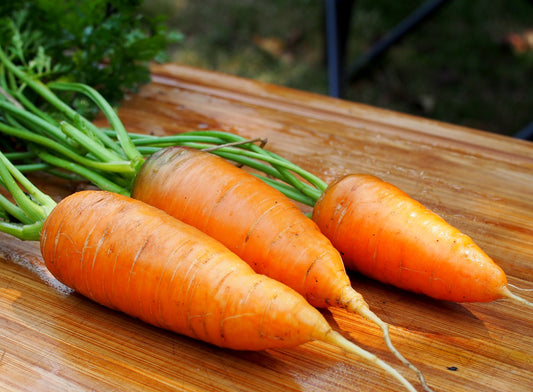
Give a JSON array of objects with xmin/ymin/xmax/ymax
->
[
  {"xmin": 0, "ymin": 220, "xmax": 46, "ymax": 241},
  {"xmin": 254, "ymin": 174, "xmax": 316, "ymax": 207},
  {"xmin": 0, "ymin": 153, "xmax": 55, "ymax": 213},
  {"xmin": 0, "ymin": 192, "xmax": 32, "ymax": 224},
  {"xmin": 105, "ymin": 129, "xmax": 329, "ymax": 202},
  {"xmin": 58, "ymin": 120, "xmax": 133, "ymax": 169},
  {"xmin": 0, "ymin": 46, "xmax": 124, "ymax": 156},
  {"xmin": 123, "ymin": 133, "xmax": 232, "ymax": 147},
  {"xmin": 4, "ymin": 151, "xmax": 37, "ymax": 161},
  {"xmin": 210, "ymin": 148, "xmax": 324, "ymax": 201},
  {"xmin": 0, "ymin": 152, "xmax": 56, "ymax": 240},
  {"xmin": 13, "ymin": 162, "xmax": 49, "ymax": 172},
  {"xmin": 0, "ymin": 121, "xmax": 134, "ymax": 174},
  {"xmin": 9, "ymin": 87, "xmax": 60, "ymax": 127},
  {"xmin": 157, "ymin": 130, "xmax": 329, "ymax": 192},
  {"xmin": 48, "ymin": 81, "xmax": 143, "ymax": 166},
  {"xmin": 116, "ymin": 133, "xmax": 323, "ymax": 200},
  {"xmin": 140, "ymin": 138, "xmax": 325, "ymax": 202},
  {"xmin": 248, "ymin": 147, "xmax": 328, "ymax": 193},
  {"xmin": 0, "ymin": 99, "xmax": 70, "ymax": 143},
  {"xmin": 36, "ymin": 151, "xmax": 130, "ymax": 196}
]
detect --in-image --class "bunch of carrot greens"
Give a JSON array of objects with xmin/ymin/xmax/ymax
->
[
  {"xmin": 0, "ymin": 1, "xmax": 182, "ymax": 116},
  {"xmin": 0, "ymin": 1, "xmax": 184, "ymax": 193}
]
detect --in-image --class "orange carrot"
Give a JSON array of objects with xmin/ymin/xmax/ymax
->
[
  {"xmin": 312, "ymin": 174, "xmax": 532, "ymax": 307},
  {"xmin": 132, "ymin": 147, "xmax": 349, "ymax": 309},
  {"xmin": 131, "ymin": 146, "xmax": 433, "ymax": 391},
  {"xmin": 40, "ymin": 190, "xmax": 418, "ymax": 392}
]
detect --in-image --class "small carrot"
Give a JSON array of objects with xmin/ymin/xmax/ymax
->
[
  {"xmin": 131, "ymin": 146, "xmax": 432, "ymax": 391},
  {"xmin": 39, "ymin": 190, "xmax": 418, "ymax": 392},
  {"xmin": 312, "ymin": 174, "xmax": 533, "ymax": 307}
]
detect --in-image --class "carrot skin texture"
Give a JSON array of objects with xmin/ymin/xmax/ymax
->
[
  {"xmin": 312, "ymin": 174, "xmax": 508, "ymax": 303},
  {"xmin": 40, "ymin": 190, "xmax": 334, "ymax": 351},
  {"xmin": 131, "ymin": 147, "xmax": 356, "ymax": 310}
]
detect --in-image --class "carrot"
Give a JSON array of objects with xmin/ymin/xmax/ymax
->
[
  {"xmin": 312, "ymin": 173, "xmax": 533, "ymax": 307},
  {"xmin": 131, "ymin": 146, "xmax": 433, "ymax": 391},
  {"xmin": 38, "ymin": 190, "xmax": 418, "ymax": 392}
]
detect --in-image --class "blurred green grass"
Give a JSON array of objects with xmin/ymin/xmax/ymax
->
[{"xmin": 143, "ymin": 0, "xmax": 533, "ymax": 136}]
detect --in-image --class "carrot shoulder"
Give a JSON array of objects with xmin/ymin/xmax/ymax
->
[
  {"xmin": 312, "ymin": 174, "xmax": 512, "ymax": 303},
  {"xmin": 39, "ymin": 190, "xmax": 418, "ymax": 392}
]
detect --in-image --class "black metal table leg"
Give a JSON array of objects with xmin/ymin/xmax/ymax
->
[{"xmin": 324, "ymin": 0, "xmax": 355, "ymax": 97}]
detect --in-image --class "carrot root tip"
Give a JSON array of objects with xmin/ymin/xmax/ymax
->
[
  {"xmin": 380, "ymin": 324, "xmax": 435, "ymax": 392},
  {"xmin": 340, "ymin": 287, "xmax": 433, "ymax": 391},
  {"xmin": 500, "ymin": 285, "xmax": 533, "ymax": 309},
  {"xmin": 359, "ymin": 308, "xmax": 434, "ymax": 392},
  {"xmin": 322, "ymin": 330, "xmax": 418, "ymax": 392}
]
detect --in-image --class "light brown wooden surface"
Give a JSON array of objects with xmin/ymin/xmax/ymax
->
[{"xmin": 1, "ymin": 63, "xmax": 532, "ymax": 392}]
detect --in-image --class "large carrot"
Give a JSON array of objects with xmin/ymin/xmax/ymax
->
[
  {"xmin": 40, "ymin": 190, "xmax": 364, "ymax": 353},
  {"xmin": 312, "ymin": 173, "xmax": 530, "ymax": 305},
  {"xmin": 130, "ymin": 146, "xmax": 432, "ymax": 391},
  {"xmin": 0, "ymin": 163, "xmax": 419, "ymax": 392}
]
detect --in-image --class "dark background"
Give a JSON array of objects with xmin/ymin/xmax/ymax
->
[{"xmin": 143, "ymin": 0, "xmax": 533, "ymax": 137}]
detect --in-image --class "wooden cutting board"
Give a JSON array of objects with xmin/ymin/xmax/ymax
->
[{"xmin": 1, "ymin": 63, "xmax": 532, "ymax": 392}]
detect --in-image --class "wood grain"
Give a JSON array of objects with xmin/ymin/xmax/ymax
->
[{"xmin": 1, "ymin": 63, "xmax": 532, "ymax": 392}]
